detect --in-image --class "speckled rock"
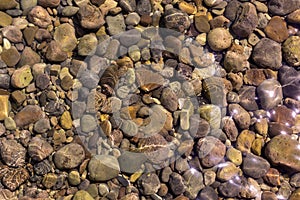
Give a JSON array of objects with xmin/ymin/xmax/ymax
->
[
  {"xmin": 257, "ymin": 79, "xmax": 283, "ymax": 110},
  {"xmin": 73, "ymin": 190, "xmax": 94, "ymax": 200},
  {"xmin": 252, "ymin": 38, "xmax": 282, "ymax": 70},
  {"xmin": 207, "ymin": 28, "xmax": 232, "ymax": 51},
  {"xmin": 88, "ymin": 155, "xmax": 120, "ymax": 181},
  {"xmin": 282, "ymin": 36, "xmax": 300, "ymax": 67},
  {"xmin": 242, "ymin": 153, "xmax": 270, "ymax": 178},
  {"xmin": 45, "ymin": 41, "xmax": 68, "ymax": 62},
  {"xmin": 287, "ymin": 9, "xmax": 300, "ymax": 24},
  {"xmin": 279, "ymin": 65, "xmax": 300, "ymax": 99},
  {"xmin": 78, "ymin": 33, "xmax": 98, "ymax": 56},
  {"xmin": 0, "ymin": 47, "xmax": 20, "ymax": 67},
  {"xmin": 228, "ymin": 104, "xmax": 251, "ymax": 129},
  {"xmin": 2, "ymin": 26, "xmax": 23, "ymax": 43},
  {"xmin": 0, "ymin": 138, "xmax": 26, "ymax": 167},
  {"xmin": 2, "ymin": 167, "xmax": 29, "ymax": 191},
  {"xmin": 138, "ymin": 173, "xmax": 160, "ymax": 195},
  {"xmin": 265, "ymin": 134, "xmax": 300, "ymax": 172},
  {"xmin": 164, "ymin": 8, "xmax": 190, "ymax": 32},
  {"xmin": 53, "ymin": 143, "xmax": 85, "ymax": 169},
  {"xmin": 106, "ymin": 14, "xmax": 126, "ymax": 35}
]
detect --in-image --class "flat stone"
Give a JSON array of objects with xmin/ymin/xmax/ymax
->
[
  {"xmin": 28, "ymin": 136, "xmax": 53, "ymax": 161},
  {"xmin": 23, "ymin": 26, "xmax": 38, "ymax": 45},
  {"xmin": 197, "ymin": 136, "xmax": 226, "ymax": 168},
  {"xmin": 11, "ymin": 65, "xmax": 33, "ymax": 89},
  {"xmin": 194, "ymin": 14, "xmax": 210, "ymax": 33},
  {"xmin": 119, "ymin": 29, "xmax": 141, "ymax": 47},
  {"xmin": 232, "ymin": 2, "xmax": 258, "ymax": 38},
  {"xmin": 78, "ymin": 4, "xmax": 105, "ymax": 29},
  {"xmin": 60, "ymin": 111, "xmax": 73, "ymax": 130},
  {"xmin": 2, "ymin": 26, "xmax": 23, "ymax": 43},
  {"xmin": 0, "ymin": 138, "xmax": 26, "ymax": 167},
  {"xmin": 0, "ymin": 12, "xmax": 12, "ymax": 27},
  {"xmin": 242, "ymin": 153, "xmax": 270, "ymax": 178},
  {"xmin": 222, "ymin": 116, "xmax": 238, "ymax": 141},
  {"xmin": 265, "ymin": 16, "xmax": 289, "ymax": 43},
  {"xmin": 46, "ymin": 41, "xmax": 68, "ymax": 62},
  {"xmin": 14, "ymin": 105, "xmax": 43, "ymax": 127},
  {"xmin": 4, "ymin": 117, "xmax": 16, "ymax": 130},
  {"xmin": 54, "ymin": 143, "xmax": 85, "ymax": 169},
  {"xmin": 279, "ymin": 65, "xmax": 300, "ymax": 99},
  {"xmin": 207, "ymin": 28, "xmax": 232, "ymax": 51},
  {"xmin": 160, "ymin": 87, "xmax": 178, "ymax": 112},
  {"xmin": 106, "ymin": 14, "xmax": 126, "ymax": 35},
  {"xmin": 1, "ymin": 47, "xmax": 20, "ymax": 67},
  {"xmin": 287, "ymin": 9, "xmax": 300, "ymax": 24},
  {"xmin": 268, "ymin": 0, "xmax": 300, "ymax": 15},
  {"xmin": 138, "ymin": 173, "xmax": 160, "ymax": 195},
  {"xmin": 38, "ymin": 0, "xmax": 60, "ymax": 7},
  {"xmin": 78, "ymin": 33, "xmax": 98, "ymax": 56},
  {"xmin": 18, "ymin": 47, "xmax": 41, "ymax": 67},
  {"xmin": 54, "ymin": 23, "xmax": 77, "ymax": 52},
  {"xmin": 81, "ymin": 114, "xmax": 97, "ymax": 132},
  {"xmin": 236, "ymin": 130, "xmax": 255, "ymax": 153},
  {"xmin": 88, "ymin": 155, "xmax": 120, "ymax": 181},
  {"xmin": 269, "ymin": 105, "xmax": 295, "ymax": 127},
  {"xmin": 28, "ymin": 6, "xmax": 52, "ymax": 28},
  {"xmin": 169, "ymin": 172, "xmax": 185, "ymax": 195},
  {"xmin": 257, "ymin": 79, "xmax": 283, "ymax": 110},
  {"xmin": 282, "ymin": 36, "xmax": 300, "ymax": 67},
  {"xmin": 73, "ymin": 190, "xmax": 94, "ymax": 200},
  {"xmin": 0, "ymin": 0, "xmax": 17, "ymax": 10},
  {"xmin": 118, "ymin": 151, "xmax": 147, "ymax": 173},
  {"xmin": 265, "ymin": 135, "xmax": 300, "ymax": 172},
  {"xmin": 252, "ymin": 38, "xmax": 282, "ymax": 70}
]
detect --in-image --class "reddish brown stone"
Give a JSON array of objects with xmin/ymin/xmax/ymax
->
[{"xmin": 265, "ymin": 16, "xmax": 289, "ymax": 43}]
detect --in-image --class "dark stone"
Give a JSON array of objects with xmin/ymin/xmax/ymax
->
[
  {"xmin": 198, "ymin": 187, "xmax": 218, "ymax": 200},
  {"xmin": 279, "ymin": 65, "xmax": 300, "ymax": 100},
  {"xmin": 239, "ymin": 86, "xmax": 258, "ymax": 111},
  {"xmin": 242, "ymin": 153, "xmax": 270, "ymax": 178},
  {"xmin": 268, "ymin": 0, "xmax": 300, "ymax": 15}
]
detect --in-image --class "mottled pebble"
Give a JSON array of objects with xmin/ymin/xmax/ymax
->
[
  {"xmin": 282, "ymin": 36, "xmax": 300, "ymax": 67},
  {"xmin": 265, "ymin": 16, "xmax": 289, "ymax": 43},
  {"xmin": 207, "ymin": 28, "xmax": 232, "ymax": 51},
  {"xmin": 0, "ymin": 138, "xmax": 26, "ymax": 167},
  {"xmin": 28, "ymin": 136, "xmax": 53, "ymax": 161},
  {"xmin": 138, "ymin": 173, "xmax": 160, "ymax": 195}
]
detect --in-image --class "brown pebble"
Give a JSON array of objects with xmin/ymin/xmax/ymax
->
[
  {"xmin": 264, "ymin": 16, "xmax": 289, "ymax": 43},
  {"xmin": 263, "ymin": 168, "xmax": 280, "ymax": 186}
]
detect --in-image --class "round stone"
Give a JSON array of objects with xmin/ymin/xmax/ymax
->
[
  {"xmin": 53, "ymin": 143, "xmax": 85, "ymax": 169},
  {"xmin": 164, "ymin": 8, "xmax": 191, "ymax": 32},
  {"xmin": 88, "ymin": 155, "xmax": 120, "ymax": 181},
  {"xmin": 68, "ymin": 171, "xmax": 81, "ymax": 186},
  {"xmin": 138, "ymin": 173, "xmax": 161, "ymax": 195},
  {"xmin": 14, "ymin": 105, "xmax": 43, "ymax": 127},
  {"xmin": 264, "ymin": 16, "xmax": 289, "ymax": 43},
  {"xmin": 78, "ymin": 33, "xmax": 98, "ymax": 56},
  {"xmin": 60, "ymin": 111, "xmax": 73, "ymax": 130},
  {"xmin": 0, "ymin": 47, "xmax": 20, "ymax": 67},
  {"xmin": 207, "ymin": 28, "xmax": 232, "ymax": 51},
  {"xmin": 73, "ymin": 190, "xmax": 94, "ymax": 200},
  {"xmin": 282, "ymin": 36, "xmax": 300, "ymax": 67},
  {"xmin": 242, "ymin": 153, "xmax": 270, "ymax": 178},
  {"xmin": 125, "ymin": 12, "xmax": 140, "ymax": 26},
  {"xmin": 194, "ymin": 14, "xmax": 210, "ymax": 33},
  {"xmin": 80, "ymin": 115, "xmax": 97, "ymax": 133}
]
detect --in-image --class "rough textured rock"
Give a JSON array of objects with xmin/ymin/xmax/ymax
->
[
  {"xmin": 282, "ymin": 36, "xmax": 300, "ymax": 67},
  {"xmin": 0, "ymin": 138, "xmax": 26, "ymax": 167},
  {"xmin": 77, "ymin": 4, "xmax": 105, "ymax": 29},
  {"xmin": 28, "ymin": 137, "xmax": 53, "ymax": 161}
]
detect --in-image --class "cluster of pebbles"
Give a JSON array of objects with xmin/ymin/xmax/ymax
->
[{"xmin": 0, "ymin": 0, "xmax": 299, "ymax": 199}]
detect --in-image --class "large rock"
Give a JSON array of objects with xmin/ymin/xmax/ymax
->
[
  {"xmin": 265, "ymin": 135, "xmax": 300, "ymax": 172},
  {"xmin": 257, "ymin": 79, "xmax": 283, "ymax": 110},
  {"xmin": 88, "ymin": 155, "xmax": 120, "ymax": 181},
  {"xmin": 0, "ymin": 0, "xmax": 17, "ymax": 10},
  {"xmin": 77, "ymin": 4, "xmax": 105, "ymax": 29},
  {"xmin": 54, "ymin": 23, "xmax": 77, "ymax": 52},
  {"xmin": 268, "ymin": 0, "xmax": 300, "ymax": 15},
  {"xmin": 0, "ymin": 138, "xmax": 26, "ymax": 167},
  {"xmin": 242, "ymin": 153, "xmax": 270, "ymax": 178},
  {"xmin": 252, "ymin": 38, "xmax": 282, "ymax": 70},
  {"xmin": 28, "ymin": 6, "xmax": 52, "ymax": 28}
]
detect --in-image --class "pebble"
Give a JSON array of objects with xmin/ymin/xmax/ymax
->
[
  {"xmin": 268, "ymin": 0, "xmax": 300, "ymax": 16},
  {"xmin": 224, "ymin": 44, "xmax": 249, "ymax": 72},
  {"xmin": 197, "ymin": 136, "xmax": 226, "ymax": 168},
  {"xmin": 183, "ymin": 168, "xmax": 204, "ymax": 199},
  {"xmin": 77, "ymin": 4, "xmax": 105, "ymax": 29},
  {"xmin": 119, "ymin": 0, "xmax": 136, "ymax": 12},
  {"xmin": 54, "ymin": 23, "xmax": 77, "ymax": 52},
  {"xmin": 11, "ymin": 90, "xmax": 25, "ymax": 106},
  {"xmin": 243, "ymin": 69, "xmax": 267, "ymax": 86},
  {"xmin": 21, "ymin": 0, "xmax": 37, "ymax": 11},
  {"xmin": 34, "ymin": 118, "xmax": 51, "ymax": 133},
  {"xmin": 1, "ymin": 47, "xmax": 20, "ymax": 67},
  {"xmin": 232, "ymin": 2, "xmax": 258, "ymax": 38},
  {"xmin": 194, "ymin": 14, "xmax": 210, "ymax": 33},
  {"xmin": 34, "ymin": 159, "xmax": 51, "ymax": 175},
  {"xmin": 138, "ymin": 173, "xmax": 160, "ymax": 195},
  {"xmin": 120, "ymin": 29, "xmax": 141, "ymax": 47},
  {"xmin": 287, "ymin": 9, "xmax": 300, "ymax": 24},
  {"xmin": 42, "ymin": 173, "xmax": 57, "ymax": 189},
  {"xmin": 160, "ymin": 87, "xmax": 178, "ymax": 112},
  {"xmin": 252, "ymin": 38, "xmax": 282, "ymax": 70},
  {"xmin": 24, "ymin": 26, "xmax": 38, "ymax": 45},
  {"xmin": 79, "ymin": 70, "xmax": 99, "ymax": 89},
  {"xmin": 88, "ymin": 155, "xmax": 120, "ymax": 181},
  {"xmin": 290, "ymin": 173, "xmax": 300, "ymax": 187},
  {"xmin": 217, "ymin": 161, "xmax": 241, "ymax": 181},
  {"xmin": 46, "ymin": 41, "xmax": 68, "ymax": 62},
  {"xmin": 0, "ymin": 0, "xmax": 17, "ymax": 10},
  {"xmin": 0, "ymin": 138, "xmax": 26, "ymax": 167},
  {"xmin": 290, "ymin": 188, "xmax": 300, "ymax": 200},
  {"xmin": 228, "ymin": 104, "xmax": 251, "ymax": 129},
  {"xmin": 2, "ymin": 26, "xmax": 23, "ymax": 43},
  {"xmin": 222, "ymin": 116, "xmax": 238, "ymax": 141},
  {"xmin": 242, "ymin": 153, "xmax": 270, "ymax": 178},
  {"xmin": 118, "ymin": 151, "xmax": 147, "ymax": 173},
  {"xmin": 279, "ymin": 65, "xmax": 300, "ymax": 99},
  {"xmin": 136, "ymin": 0, "xmax": 151, "ymax": 15},
  {"xmin": 36, "ymin": 73, "xmax": 50, "ymax": 90},
  {"xmin": 257, "ymin": 79, "xmax": 283, "ymax": 110},
  {"xmin": 125, "ymin": 12, "xmax": 140, "ymax": 26},
  {"xmin": 14, "ymin": 105, "xmax": 43, "ymax": 127},
  {"xmin": 28, "ymin": 136, "xmax": 53, "ymax": 161},
  {"xmin": 199, "ymin": 104, "xmax": 221, "ymax": 130},
  {"xmin": 282, "ymin": 36, "xmax": 300, "ymax": 67},
  {"xmin": 18, "ymin": 47, "xmax": 41, "ymax": 67},
  {"xmin": 238, "ymin": 86, "xmax": 258, "ymax": 111},
  {"xmin": 198, "ymin": 186, "xmax": 218, "ymax": 200},
  {"xmin": 106, "ymin": 14, "xmax": 126, "ymax": 35},
  {"xmin": 73, "ymin": 190, "xmax": 94, "ymax": 200},
  {"xmin": 4, "ymin": 117, "xmax": 16, "ymax": 130},
  {"xmin": 269, "ymin": 105, "xmax": 295, "ymax": 126},
  {"xmin": 2, "ymin": 167, "xmax": 29, "ymax": 191},
  {"xmin": 189, "ymin": 114, "xmax": 210, "ymax": 139},
  {"xmin": 53, "ymin": 143, "xmax": 85, "ymax": 169},
  {"xmin": 265, "ymin": 134, "xmax": 300, "ymax": 172},
  {"xmin": 0, "ymin": 93, "xmax": 9, "ymax": 120},
  {"xmin": 0, "ymin": 12, "xmax": 12, "ymax": 27},
  {"xmin": 164, "ymin": 8, "xmax": 190, "ymax": 32},
  {"xmin": 169, "ymin": 172, "xmax": 185, "ymax": 195},
  {"xmin": 78, "ymin": 33, "xmax": 98, "ymax": 56},
  {"xmin": 60, "ymin": 111, "xmax": 73, "ymax": 130},
  {"xmin": 263, "ymin": 168, "xmax": 280, "ymax": 186},
  {"xmin": 207, "ymin": 28, "xmax": 232, "ymax": 51},
  {"xmin": 81, "ymin": 114, "xmax": 97, "ymax": 132},
  {"xmin": 226, "ymin": 147, "xmax": 242, "ymax": 165},
  {"xmin": 28, "ymin": 6, "xmax": 52, "ymax": 28},
  {"xmin": 261, "ymin": 191, "xmax": 279, "ymax": 200},
  {"xmin": 264, "ymin": 16, "xmax": 289, "ymax": 43},
  {"xmin": 236, "ymin": 130, "xmax": 255, "ymax": 152},
  {"xmin": 62, "ymin": 6, "xmax": 79, "ymax": 17},
  {"xmin": 218, "ymin": 176, "xmax": 242, "ymax": 197},
  {"xmin": 38, "ymin": 0, "xmax": 60, "ymax": 7}
]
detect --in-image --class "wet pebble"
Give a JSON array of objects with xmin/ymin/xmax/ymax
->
[
  {"xmin": 81, "ymin": 114, "xmax": 97, "ymax": 133},
  {"xmin": 88, "ymin": 155, "xmax": 120, "ymax": 181},
  {"xmin": 138, "ymin": 173, "xmax": 160, "ymax": 195},
  {"xmin": 169, "ymin": 172, "xmax": 185, "ymax": 195},
  {"xmin": 228, "ymin": 104, "xmax": 251, "ymax": 129},
  {"xmin": 106, "ymin": 14, "xmax": 126, "ymax": 35},
  {"xmin": 279, "ymin": 65, "xmax": 300, "ymax": 99},
  {"xmin": 164, "ymin": 8, "xmax": 190, "ymax": 32},
  {"xmin": 73, "ymin": 190, "xmax": 94, "ymax": 200},
  {"xmin": 257, "ymin": 79, "xmax": 283, "ymax": 110},
  {"xmin": 242, "ymin": 153, "xmax": 270, "ymax": 178},
  {"xmin": 268, "ymin": 0, "xmax": 300, "ymax": 15},
  {"xmin": 239, "ymin": 86, "xmax": 258, "ymax": 111}
]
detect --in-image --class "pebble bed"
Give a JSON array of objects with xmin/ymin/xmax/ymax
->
[{"xmin": 0, "ymin": 0, "xmax": 299, "ymax": 200}]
